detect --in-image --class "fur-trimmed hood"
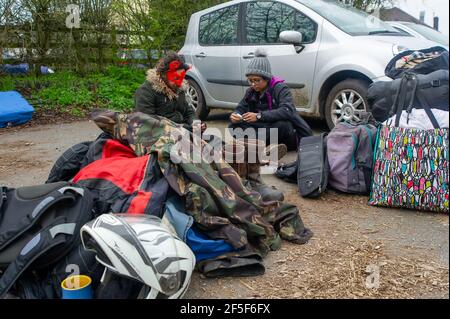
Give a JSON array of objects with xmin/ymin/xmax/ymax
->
[{"xmin": 146, "ymin": 69, "xmax": 189, "ymax": 101}]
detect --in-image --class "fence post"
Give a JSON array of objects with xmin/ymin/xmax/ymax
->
[{"xmin": 111, "ymin": 26, "xmax": 118, "ymax": 67}]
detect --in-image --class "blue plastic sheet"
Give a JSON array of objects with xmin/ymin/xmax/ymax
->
[
  {"xmin": 0, "ymin": 91, "xmax": 35, "ymax": 128},
  {"xmin": 164, "ymin": 195, "xmax": 237, "ymax": 262},
  {"xmin": 1, "ymin": 64, "xmax": 54, "ymax": 75}
]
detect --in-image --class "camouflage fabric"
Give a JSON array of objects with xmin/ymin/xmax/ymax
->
[{"xmin": 92, "ymin": 110, "xmax": 313, "ymax": 261}]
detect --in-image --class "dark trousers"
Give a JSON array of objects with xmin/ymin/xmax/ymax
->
[{"xmin": 228, "ymin": 120, "xmax": 297, "ymax": 151}]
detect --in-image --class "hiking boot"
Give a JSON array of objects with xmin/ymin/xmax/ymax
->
[{"xmin": 245, "ymin": 162, "xmax": 284, "ymax": 202}]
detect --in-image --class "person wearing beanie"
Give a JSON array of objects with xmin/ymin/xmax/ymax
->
[
  {"xmin": 226, "ymin": 49, "xmax": 312, "ymax": 203},
  {"xmin": 135, "ymin": 52, "xmax": 206, "ymax": 132},
  {"xmin": 228, "ymin": 48, "xmax": 312, "ymax": 150}
]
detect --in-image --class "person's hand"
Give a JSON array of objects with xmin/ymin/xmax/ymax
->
[
  {"xmin": 230, "ymin": 113, "xmax": 243, "ymax": 123},
  {"xmin": 243, "ymin": 112, "xmax": 258, "ymax": 123},
  {"xmin": 201, "ymin": 122, "xmax": 207, "ymax": 133}
]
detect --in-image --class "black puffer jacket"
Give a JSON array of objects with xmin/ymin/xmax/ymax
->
[
  {"xmin": 134, "ymin": 69, "xmax": 197, "ymax": 130},
  {"xmin": 235, "ymin": 80, "xmax": 313, "ymax": 139}
]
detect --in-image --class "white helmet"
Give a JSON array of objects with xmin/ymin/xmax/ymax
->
[{"xmin": 81, "ymin": 214, "xmax": 195, "ymax": 299}]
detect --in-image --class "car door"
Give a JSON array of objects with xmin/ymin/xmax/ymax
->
[
  {"xmin": 193, "ymin": 4, "xmax": 244, "ymax": 105},
  {"xmin": 240, "ymin": 1, "xmax": 320, "ymax": 110}
]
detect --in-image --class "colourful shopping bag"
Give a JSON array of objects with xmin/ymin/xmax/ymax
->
[
  {"xmin": 369, "ymin": 126, "xmax": 448, "ymax": 213},
  {"xmin": 369, "ymin": 72, "xmax": 449, "ymax": 213}
]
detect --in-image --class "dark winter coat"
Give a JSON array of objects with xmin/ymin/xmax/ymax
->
[
  {"xmin": 235, "ymin": 77, "xmax": 313, "ymax": 138},
  {"xmin": 134, "ymin": 69, "xmax": 197, "ymax": 130}
]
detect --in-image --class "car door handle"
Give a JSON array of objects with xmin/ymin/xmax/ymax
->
[
  {"xmin": 243, "ymin": 53, "xmax": 255, "ymax": 59},
  {"xmin": 195, "ymin": 52, "xmax": 207, "ymax": 58}
]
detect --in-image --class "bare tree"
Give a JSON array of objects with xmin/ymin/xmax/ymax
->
[
  {"xmin": 340, "ymin": 0, "xmax": 393, "ymax": 11},
  {"xmin": 4, "ymin": 0, "xmax": 114, "ymax": 74},
  {"xmin": 18, "ymin": 0, "xmax": 66, "ymax": 74},
  {"xmin": 77, "ymin": 0, "xmax": 113, "ymax": 72},
  {"xmin": 113, "ymin": 0, "xmax": 228, "ymax": 65},
  {"xmin": 0, "ymin": 0, "xmax": 25, "ymax": 65},
  {"xmin": 2, "ymin": 0, "xmax": 228, "ymax": 73}
]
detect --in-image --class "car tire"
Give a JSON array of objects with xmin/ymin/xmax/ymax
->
[
  {"xmin": 186, "ymin": 79, "xmax": 209, "ymax": 120},
  {"xmin": 325, "ymin": 79, "xmax": 370, "ymax": 130}
]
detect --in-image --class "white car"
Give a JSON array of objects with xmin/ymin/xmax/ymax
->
[
  {"xmin": 388, "ymin": 21, "xmax": 449, "ymax": 49},
  {"xmin": 181, "ymin": 0, "xmax": 443, "ymax": 128}
]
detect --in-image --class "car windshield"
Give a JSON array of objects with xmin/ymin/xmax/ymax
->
[
  {"xmin": 298, "ymin": 0, "xmax": 404, "ymax": 36},
  {"xmin": 404, "ymin": 23, "xmax": 449, "ymax": 46},
  {"xmin": 390, "ymin": 25, "xmax": 413, "ymax": 36}
]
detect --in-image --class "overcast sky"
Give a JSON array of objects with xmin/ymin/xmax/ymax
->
[{"xmin": 394, "ymin": 0, "xmax": 449, "ymax": 35}]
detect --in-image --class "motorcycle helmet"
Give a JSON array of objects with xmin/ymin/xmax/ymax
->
[{"xmin": 81, "ymin": 214, "xmax": 195, "ymax": 299}]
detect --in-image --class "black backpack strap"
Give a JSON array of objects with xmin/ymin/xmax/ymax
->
[
  {"xmin": 0, "ymin": 187, "xmax": 7, "ymax": 214},
  {"xmin": 405, "ymin": 75, "xmax": 419, "ymax": 115},
  {"xmin": 415, "ymin": 91, "xmax": 441, "ymax": 129},
  {"xmin": 0, "ymin": 187, "xmax": 7, "ymax": 205},
  {"xmin": 394, "ymin": 74, "xmax": 411, "ymax": 127},
  {"xmin": 409, "ymin": 74, "xmax": 440, "ymax": 129},
  {"xmin": 391, "ymin": 73, "xmax": 441, "ymax": 129},
  {"xmin": 400, "ymin": 73, "xmax": 440, "ymax": 129},
  {"xmin": 0, "ymin": 191, "xmax": 78, "ymax": 250},
  {"xmin": 389, "ymin": 74, "xmax": 408, "ymax": 122},
  {"xmin": 0, "ymin": 219, "xmax": 77, "ymax": 297}
]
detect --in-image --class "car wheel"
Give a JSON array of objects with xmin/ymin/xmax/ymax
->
[
  {"xmin": 325, "ymin": 79, "xmax": 370, "ymax": 130},
  {"xmin": 186, "ymin": 79, "xmax": 209, "ymax": 120}
]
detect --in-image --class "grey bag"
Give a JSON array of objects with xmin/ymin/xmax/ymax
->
[
  {"xmin": 327, "ymin": 115, "xmax": 378, "ymax": 194},
  {"xmin": 297, "ymin": 133, "xmax": 329, "ymax": 198}
]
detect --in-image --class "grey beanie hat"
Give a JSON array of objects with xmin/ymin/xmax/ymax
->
[{"xmin": 245, "ymin": 48, "xmax": 272, "ymax": 79}]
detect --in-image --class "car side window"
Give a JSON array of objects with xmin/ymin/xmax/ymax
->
[
  {"xmin": 294, "ymin": 11, "xmax": 317, "ymax": 43},
  {"xmin": 199, "ymin": 5, "xmax": 239, "ymax": 46},
  {"xmin": 245, "ymin": 1, "xmax": 317, "ymax": 44}
]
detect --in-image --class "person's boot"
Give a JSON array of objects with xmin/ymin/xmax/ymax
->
[
  {"xmin": 223, "ymin": 142, "xmax": 247, "ymax": 178},
  {"xmin": 236, "ymin": 138, "xmax": 285, "ymax": 202},
  {"xmin": 245, "ymin": 162, "xmax": 285, "ymax": 202},
  {"xmin": 235, "ymin": 138, "xmax": 287, "ymax": 163}
]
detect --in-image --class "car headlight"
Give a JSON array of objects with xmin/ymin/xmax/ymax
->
[{"xmin": 392, "ymin": 44, "xmax": 410, "ymax": 56}]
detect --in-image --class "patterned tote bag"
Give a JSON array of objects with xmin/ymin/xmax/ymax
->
[{"xmin": 369, "ymin": 73, "xmax": 449, "ymax": 213}]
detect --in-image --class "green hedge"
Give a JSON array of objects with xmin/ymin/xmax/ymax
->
[{"xmin": 0, "ymin": 66, "xmax": 146, "ymax": 117}]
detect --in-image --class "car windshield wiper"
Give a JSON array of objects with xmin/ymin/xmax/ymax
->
[{"xmin": 368, "ymin": 30, "xmax": 401, "ymax": 35}]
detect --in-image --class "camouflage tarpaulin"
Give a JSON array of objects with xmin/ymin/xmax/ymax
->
[{"xmin": 92, "ymin": 110, "xmax": 313, "ymax": 276}]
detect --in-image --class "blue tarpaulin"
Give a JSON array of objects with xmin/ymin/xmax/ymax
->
[
  {"xmin": 1, "ymin": 64, "xmax": 54, "ymax": 75},
  {"xmin": 0, "ymin": 91, "xmax": 35, "ymax": 128},
  {"xmin": 165, "ymin": 195, "xmax": 238, "ymax": 262}
]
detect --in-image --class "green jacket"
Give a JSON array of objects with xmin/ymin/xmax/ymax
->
[{"xmin": 134, "ymin": 69, "xmax": 197, "ymax": 130}]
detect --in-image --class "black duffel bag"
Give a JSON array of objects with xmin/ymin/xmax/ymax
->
[
  {"xmin": 385, "ymin": 46, "xmax": 448, "ymax": 79},
  {"xmin": 368, "ymin": 69, "xmax": 449, "ymax": 123}
]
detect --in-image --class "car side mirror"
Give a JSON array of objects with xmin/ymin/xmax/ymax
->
[{"xmin": 279, "ymin": 31, "xmax": 305, "ymax": 53}]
